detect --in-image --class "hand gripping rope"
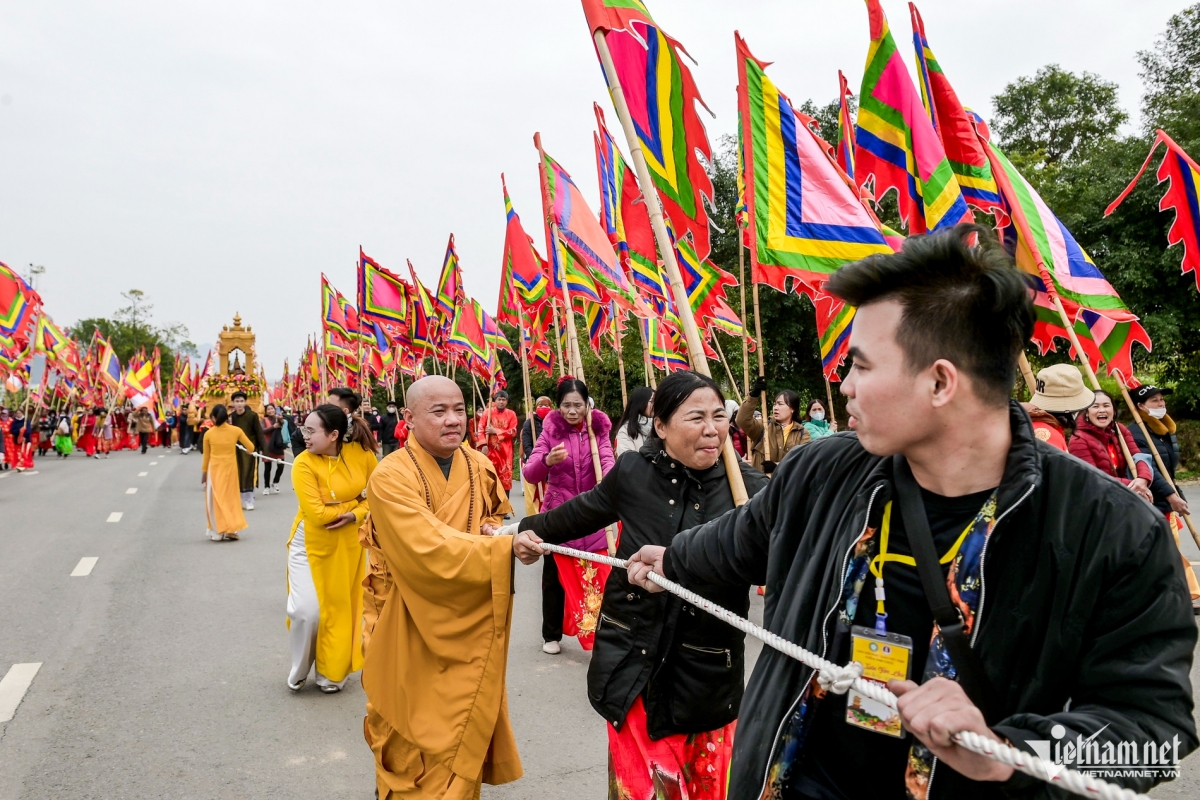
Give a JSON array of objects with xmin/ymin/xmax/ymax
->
[
  {"xmin": 536, "ymin": 542, "xmax": 1150, "ymax": 800},
  {"xmin": 237, "ymin": 444, "xmax": 291, "ymax": 468}
]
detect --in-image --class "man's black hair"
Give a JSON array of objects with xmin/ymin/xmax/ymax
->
[
  {"xmin": 826, "ymin": 225, "xmax": 1034, "ymax": 407},
  {"xmin": 328, "ymin": 386, "xmax": 362, "ymax": 412},
  {"xmin": 230, "ymin": 391, "xmax": 247, "ymax": 401}
]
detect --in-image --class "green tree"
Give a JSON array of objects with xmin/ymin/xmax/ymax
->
[
  {"xmin": 72, "ymin": 289, "xmax": 197, "ymax": 382},
  {"xmin": 991, "ymin": 65, "xmax": 1127, "ymax": 174},
  {"xmin": 1139, "ymin": 4, "xmax": 1200, "ymax": 144}
]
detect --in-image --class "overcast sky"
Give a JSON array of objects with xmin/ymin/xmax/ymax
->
[{"xmin": 1, "ymin": 0, "xmax": 1189, "ymax": 379}]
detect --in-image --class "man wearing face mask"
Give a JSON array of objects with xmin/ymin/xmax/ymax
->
[
  {"xmin": 1129, "ymin": 384, "xmax": 1200, "ymax": 609},
  {"xmin": 380, "ymin": 400, "xmax": 401, "ymax": 457}
]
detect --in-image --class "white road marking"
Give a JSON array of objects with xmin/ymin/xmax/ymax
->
[
  {"xmin": 107, "ymin": 512, "xmax": 123, "ymax": 523},
  {"xmin": 138, "ymin": 471, "xmax": 148, "ymax": 477},
  {"xmin": 149, "ymin": 462, "xmax": 158, "ymax": 466},
  {"xmin": 125, "ymin": 488, "xmax": 137, "ymax": 495},
  {"xmin": 0, "ymin": 662, "xmax": 42, "ymax": 723},
  {"xmin": 71, "ymin": 557, "xmax": 99, "ymax": 577},
  {"xmin": 0, "ymin": 473, "xmax": 8, "ymax": 480},
  {"xmin": 25, "ymin": 470, "xmax": 38, "ymax": 475}
]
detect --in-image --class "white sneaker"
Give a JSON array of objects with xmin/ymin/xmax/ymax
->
[
  {"xmin": 208, "ymin": 531, "xmax": 223, "ymax": 541},
  {"xmin": 542, "ymin": 641, "xmax": 561, "ymax": 655},
  {"xmin": 247, "ymin": 499, "xmax": 255, "ymax": 511}
]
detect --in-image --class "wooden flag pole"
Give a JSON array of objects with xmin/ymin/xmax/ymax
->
[
  {"xmin": 637, "ymin": 322, "xmax": 656, "ymax": 389},
  {"xmin": 613, "ymin": 313, "xmax": 628, "ymax": 408},
  {"xmin": 551, "ymin": 300, "xmax": 566, "ymax": 378},
  {"xmin": 1118, "ymin": 380, "xmax": 1200, "ymax": 548},
  {"xmin": 1050, "ymin": 295, "xmax": 1139, "ymax": 476},
  {"xmin": 739, "ymin": 234, "xmax": 751, "ymax": 401},
  {"xmin": 712, "ymin": 333, "xmax": 743, "ymax": 403},
  {"xmin": 825, "ymin": 377, "xmax": 838, "ymax": 431},
  {"xmin": 595, "ymin": 29, "xmax": 747, "ymax": 505}
]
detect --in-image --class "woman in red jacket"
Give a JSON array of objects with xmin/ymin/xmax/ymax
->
[{"xmin": 1068, "ymin": 389, "xmax": 1153, "ymax": 503}]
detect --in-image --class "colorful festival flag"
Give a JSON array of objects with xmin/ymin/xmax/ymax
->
[
  {"xmin": 672, "ymin": 228, "xmax": 744, "ymax": 337},
  {"xmin": 1106, "ymin": 129, "xmax": 1200, "ymax": 292},
  {"xmin": 542, "ymin": 149, "xmax": 644, "ymax": 313},
  {"xmin": 836, "ymin": 71, "xmax": 857, "ymax": 182},
  {"xmin": 909, "ymin": 3, "xmax": 1005, "ymax": 222},
  {"xmin": 855, "ymin": 0, "xmax": 971, "ymax": 233},
  {"xmin": 813, "ymin": 294, "xmax": 855, "ymax": 381},
  {"xmin": 435, "ymin": 235, "xmax": 464, "ymax": 331},
  {"xmin": 0, "ymin": 262, "xmax": 40, "ymax": 345},
  {"xmin": 736, "ymin": 33, "xmax": 893, "ymax": 294},
  {"xmin": 97, "ymin": 335, "xmax": 123, "ymax": 390},
  {"xmin": 407, "ymin": 260, "xmax": 440, "ymax": 351},
  {"xmin": 500, "ymin": 175, "xmax": 551, "ymax": 310},
  {"xmin": 358, "ymin": 248, "xmax": 410, "ymax": 342},
  {"xmin": 583, "ymin": 0, "xmax": 715, "ymax": 260}
]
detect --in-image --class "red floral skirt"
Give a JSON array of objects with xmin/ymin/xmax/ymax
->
[
  {"xmin": 608, "ymin": 696, "xmax": 735, "ymax": 800},
  {"xmin": 555, "ymin": 552, "xmax": 610, "ymax": 651}
]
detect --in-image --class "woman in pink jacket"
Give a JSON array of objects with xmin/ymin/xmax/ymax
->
[{"xmin": 523, "ymin": 377, "xmax": 615, "ymax": 654}]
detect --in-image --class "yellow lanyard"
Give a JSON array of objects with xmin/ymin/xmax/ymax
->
[
  {"xmin": 867, "ymin": 500, "xmax": 976, "ymax": 633},
  {"xmin": 325, "ymin": 453, "xmax": 343, "ymax": 500}
]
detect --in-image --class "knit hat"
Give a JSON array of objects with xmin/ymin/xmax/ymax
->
[{"xmin": 1030, "ymin": 364, "xmax": 1094, "ymax": 413}]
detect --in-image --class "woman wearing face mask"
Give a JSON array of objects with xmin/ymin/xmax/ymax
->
[
  {"xmin": 1068, "ymin": 390, "xmax": 1154, "ymax": 503},
  {"xmin": 1128, "ymin": 384, "xmax": 1200, "ymax": 608},
  {"xmin": 509, "ymin": 371, "xmax": 769, "ymax": 800},
  {"xmin": 736, "ymin": 377, "xmax": 811, "ymax": 474},
  {"xmin": 615, "ymin": 386, "xmax": 654, "ymax": 457},
  {"xmin": 801, "ymin": 399, "xmax": 837, "ymax": 440},
  {"xmin": 286, "ymin": 403, "xmax": 378, "ymax": 693},
  {"xmin": 523, "ymin": 378, "xmax": 615, "ymax": 653}
]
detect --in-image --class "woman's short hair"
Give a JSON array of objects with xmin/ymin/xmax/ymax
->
[
  {"xmin": 652, "ymin": 371, "xmax": 725, "ymax": 427},
  {"xmin": 210, "ymin": 404, "xmax": 229, "ymax": 425},
  {"xmin": 776, "ymin": 390, "xmax": 801, "ymax": 421}
]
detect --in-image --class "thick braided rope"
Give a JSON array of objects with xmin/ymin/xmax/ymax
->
[
  {"xmin": 538, "ymin": 542, "xmax": 1149, "ymax": 800},
  {"xmin": 237, "ymin": 444, "xmax": 291, "ymax": 468}
]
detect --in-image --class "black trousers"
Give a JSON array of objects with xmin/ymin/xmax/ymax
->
[
  {"xmin": 138, "ymin": 432, "xmax": 150, "ymax": 453},
  {"xmin": 541, "ymin": 553, "xmax": 565, "ymax": 642},
  {"xmin": 381, "ymin": 441, "xmax": 398, "ymax": 457},
  {"xmin": 262, "ymin": 459, "xmax": 284, "ymax": 488},
  {"xmin": 179, "ymin": 425, "xmax": 193, "ymax": 450}
]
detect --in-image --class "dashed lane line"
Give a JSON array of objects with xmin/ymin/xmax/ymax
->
[
  {"xmin": 106, "ymin": 512, "xmax": 123, "ymax": 523},
  {"xmin": 70, "ymin": 557, "xmax": 99, "ymax": 577},
  {"xmin": 149, "ymin": 461, "xmax": 158, "ymax": 466},
  {"xmin": 138, "ymin": 471, "xmax": 148, "ymax": 476},
  {"xmin": 125, "ymin": 488, "xmax": 137, "ymax": 495},
  {"xmin": 0, "ymin": 663, "xmax": 42, "ymax": 723}
]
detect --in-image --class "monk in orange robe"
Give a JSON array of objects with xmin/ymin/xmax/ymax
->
[
  {"xmin": 477, "ymin": 390, "xmax": 518, "ymax": 495},
  {"xmin": 360, "ymin": 375, "xmax": 526, "ymax": 799}
]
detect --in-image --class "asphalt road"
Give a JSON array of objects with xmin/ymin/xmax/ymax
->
[{"xmin": 0, "ymin": 448, "xmax": 1196, "ymax": 798}]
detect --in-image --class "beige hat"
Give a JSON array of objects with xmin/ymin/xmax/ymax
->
[{"xmin": 1030, "ymin": 363, "xmax": 1094, "ymax": 413}]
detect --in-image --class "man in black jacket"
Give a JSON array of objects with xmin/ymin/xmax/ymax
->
[
  {"xmin": 379, "ymin": 400, "xmax": 401, "ymax": 456},
  {"xmin": 627, "ymin": 228, "xmax": 1197, "ymax": 799}
]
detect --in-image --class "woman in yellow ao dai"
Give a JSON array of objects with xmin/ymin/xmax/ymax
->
[{"xmin": 287, "ymin": 404, "xmax": 378, "ymax": 693}]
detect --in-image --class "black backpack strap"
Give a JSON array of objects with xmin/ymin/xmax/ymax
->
[{"xmin": 892, "ymin": 455, "xmax": 998, "ymax": 723}]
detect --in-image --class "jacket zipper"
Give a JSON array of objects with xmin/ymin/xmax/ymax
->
[
  {"xmin": 758, "ymin": 484, "xmax": 885, "ymax": 798},
  {"xmin": 927, "ymin": 481, "xmax": 1036, "ymax": 798},
  {"xmin": 681, "ymin": 642, "xmax": 732, "ymax": 668},
  {"xmin": 600, "ymin": 612, "xmax": 630, "ymax": 631}
]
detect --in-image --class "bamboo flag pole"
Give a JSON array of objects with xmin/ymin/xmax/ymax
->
[
  {"xmin": 612, "ymin": 313, "xmax": 628, "ymax": 407},
  {"xmin": 517, "ymin": 304, "xmax": 535, "ymax": 433},
  {"xmin": 738, "ymin": 234, "xmax": 751, "ymax": 400},
  {"xmin": 1050, "ymin": 295, "xmax": 1139, "ymax": 476},
  {"xmin": 594, "ymin": 29, "xmax": 747, "ymax": 505},
  {"xmin": 551, "ymin": 299, "xmax": 566, "ymax": 378},
  {"xmin": 753, "ymin": 283, "xmax": 772, "ymax": 464},
  {"xmin": 712, "ymin": 333, "xmax": 743, "ymax": 403},
  {"xmin": 1018, "ymin": 352, "xmax": 1038, "ymax": 398},
  {"xmin": 1118, "ymin": 380, "xmax": 1200, "ymax": 548}
]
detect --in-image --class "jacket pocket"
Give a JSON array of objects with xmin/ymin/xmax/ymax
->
[
  {"xmin": 669, "ymin": 640, "xmax": 743, "ymax": 730},
  {"xmin": 587, "ymin": 612, "xmax": 638, "ymax": 702}
]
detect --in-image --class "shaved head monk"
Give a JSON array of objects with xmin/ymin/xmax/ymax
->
[{"xmin": 359, "ymin": 376, "xmax": 524, "ymax": 799}]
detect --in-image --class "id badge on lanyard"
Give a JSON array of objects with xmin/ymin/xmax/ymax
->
[{"xmin": 845, "ymin": 625, "xmax": 912, "ymax": 738}]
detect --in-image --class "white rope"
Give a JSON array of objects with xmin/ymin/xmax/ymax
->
[
  {"xmin": 538, "ymin": 542, "xmax": 1150, "ymax": 800},
  {"xmin": 236, "ymin": 444, "xmax": 291, "ymax": 468}
]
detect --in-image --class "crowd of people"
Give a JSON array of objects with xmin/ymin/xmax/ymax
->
[{"xmin": 11, "ymin": 228, "xmax": 1199, "ymax": 798}]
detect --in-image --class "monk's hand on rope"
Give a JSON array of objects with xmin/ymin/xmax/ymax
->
[
  {"xmin": 891, "ymin": 677, "xmax": 1013, "ymax": 783},
  {"xmin": 626, "ymin": 545, "xmax": 667, "ymax": 592},
  {"xmin": 512, "ymin": 530, "xmax": 544, "ymax": 565}
]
